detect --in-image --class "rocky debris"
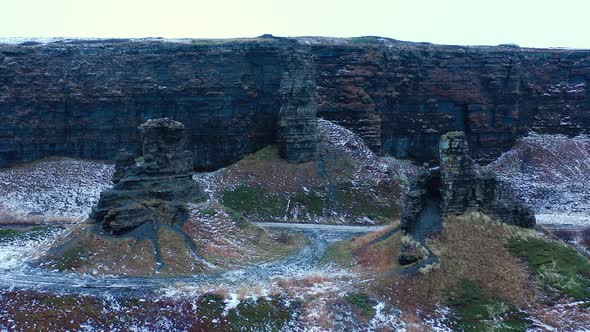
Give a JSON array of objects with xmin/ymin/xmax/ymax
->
[
  {"xmin": 0, "ymin": 159, "xmax": 113, "ymax": 221},
  {"xmin": 89, "ymin": 118, "xmax": 206, "ymax": 234},
  {"xmin": 277, "ymin": 45, "xmax": 319, "ymax": 163},
  {"xmin": 1, "ymin": 38, "xmax": 589, "ymax": 170}
]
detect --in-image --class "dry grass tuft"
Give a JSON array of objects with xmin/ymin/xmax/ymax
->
[
  {"xmin": 351, "ymin": 221, "xmax": 400, "ymax": 250},
  {"xmin": 276, "ymin": 275, "xmax": 330, "ymax": 290},
  {"xmin": 379, "ymin": 213, "xmax": 541, "ymax": 311}
]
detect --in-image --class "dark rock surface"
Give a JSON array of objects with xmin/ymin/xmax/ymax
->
[
  {"xmin": 400, "ymin": 167, "xmax": 443, "ymax": 240},
  {"xmin": 277, "ymin": 45, "xmax": 319, "ymax": 162},
  {"xmin": 399, "ymin": 131, "xmax": 535, "ymax": 265},
  {"xmin": 313, "ymin": 39, "xmax": 590, "ymax": 163},
  {"xmin": 1, "ymin": 37, "xmax": 589, "ymax": 169},
  {"xmin": 401, "ymin": 131, "xmax": 535, "ymax": 236},
  {"xmin": 90, "ymin": 118, "xmax": 206, "ymax": 234},
  {"xmin": 439, "ymin": 131, "xmax": 535, "ymax": 227},
  {"xmin": 112, "ymin": 149, "xmax": 134, "ymax": 184}
]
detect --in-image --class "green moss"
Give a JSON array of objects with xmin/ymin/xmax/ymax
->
[
  {"xmin": 226, "ymin": 208, "xmax": 252, "ymax": 229},
  {"xmin": 54, "ymin": 245, "xmax": 89, "ymax": 271},
  {"xmin": 200, "ymin": 208, "xmax": 217, "ymax": 216},
  {"xmin": 0, "ymin": 226, "xmax": 64, "ymax": 243},
  {"xmin": 448, "ymin": 280, "xmax": 531, "ymax": 332},
  {"xmin": 348, "ymin": 37, "xmax": 381, "ymax": 45},
  {"xmin": 249, "ymin": 145, "xmax": 278, "ymax": 161},
  {"xmin": 322, "ymin": 240, "xmax": 355, "ymax": 266},
  {"xmin": 291, "ymin": 190, "xmax": 324, "ymax": 216},
  {"xmin": 354, "ymin": 193, "xmax": 400, "ymax": 219},
  {"xmin": 345, "ymin": 293, "xmax": 377, "ymax": 319},
  {"xmin": 0, "ymin": 229, "xmax": 22, "ymax": 241},
  {"xmin": 507, "ymin": 237, "xmax": 590, "ymax": 301},
  {"xmin": 222, "ymin": 185, "xmax": 288, "ymax": 218},
  {"xmin": 336, "ymin": 182, "xmax": 400, "ymax": 220},
  {"xmin": 226, "ymin": 297, "xmax": 295, "ymax": 331},
  {"xmin": 197, "ymin": 293, "xmax": 226, "ymax": 319}
]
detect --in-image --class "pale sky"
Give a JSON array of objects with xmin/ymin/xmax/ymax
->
[{"xmin": 1, "ymin": 0, "xmax": 588, "ymax": 48}]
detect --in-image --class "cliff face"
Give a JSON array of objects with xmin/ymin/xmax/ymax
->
[
  {"xmin": 1, "ymin": 37, "xmax": 589, "ymax": 169},
  {"xmin": 0, "ymin": 38, "xmax": 288, "ymax": 169},
  {"xmin": 313, "ymin": 40, "xmax": 590, "ymax": 163}
]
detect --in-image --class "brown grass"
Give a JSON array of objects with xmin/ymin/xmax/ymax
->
[
  {"xmin": 351, "ymin": 221, "xmax": 400, "ymax": 250},
  {"xmin": 222, "ymin": 146, "xmax": 322, "ymax": 193},
  {"xmin": 0, "ymin": 209, "xmax": 81, "ymax": 225},
  {"xmin": 355, "ymin": 232, "xmax": 402, "ymax": 273},
  {"xmin": 373, "ymin": 213, "xmax": 541, "ymax": 311},
  {"xmin": 276, "ymin": 275, "xmax": 330, "ymax": 290}
]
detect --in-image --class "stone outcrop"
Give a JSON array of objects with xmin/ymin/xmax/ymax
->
[
  {"xmin": 399, "ymin": 131, "xmax": 535, "ymax": 265},
  {"xmin": 400, "ymin": 131, "xmax": 535, "ymax": 234},
  {"xmin": 112, "ymin": 149, "xmax": 134, "ymax": 184},
  {"xmin": 313, "ymin": 39, "xmax": 590, "ymax": 164},
  {"xmin": 399, "ymin": 167, "xmax": 442, "ymax": 236},
  {"xmin": 1, "ymin": 37, "xmax": 589, "ymax": 169},
  {"xmin": 89, "ymin": 118, "xmax": 206, "ymax": 234},
  {"xmin": 439, "ymin": 131, "xmax": 535, "ymax": 227},
  {"xmin": 277, "ymin": 45, "xmax": 319, "ymax": 162}
]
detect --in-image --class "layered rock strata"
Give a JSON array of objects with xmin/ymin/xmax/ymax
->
[
  {"xmin": 439, "ymin": 131, "xmax": 535, "ymax": 227},
  {"xmin": 1, "ymin": 37, "xmax": 589, "ymax": 169},
  {"xmin": 399, "ymin": 131, "xmax": 535, "ymax": 265},
  {"xmin": 89, "ymin": 118, "xmax": 206, "ymax": 234},
  {"xmin": 277, "ymin": 45, "xmax": 319, "ymax": 162}
]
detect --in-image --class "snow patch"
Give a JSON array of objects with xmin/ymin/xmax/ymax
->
[{"xmin": 0, "ymin": 159, "xmax": 114, "ymax": 221}]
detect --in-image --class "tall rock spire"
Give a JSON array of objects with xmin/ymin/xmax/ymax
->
[{"xmin": 90, "ymin": 118, "xmax": 206, "ymax": 234}]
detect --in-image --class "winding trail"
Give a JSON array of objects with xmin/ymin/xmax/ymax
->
[{"xmin": 0, "ymin": 223, "xmax": 388, "ymax": 297}]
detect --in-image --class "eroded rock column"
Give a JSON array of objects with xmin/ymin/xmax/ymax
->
[
  {"xmin": 277, "ymin": 46, "xmax": 319, "ymax": 163},
  {"xmin": 90, "ymin": 118, "xmax": 206, "ymax": 234},
  {"xmin": 439, "ymin": 131, "xmax": 535, "ymax": 227}
]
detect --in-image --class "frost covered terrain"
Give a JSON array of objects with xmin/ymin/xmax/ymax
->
[
  {"xmin": 196, "ymin": 119, "xmax": 418, "ymax": 225},
  {"xmin": 0, "ymin": 159, "xmax": 114, "ymax": 223},
  {"xmin": 486, "ymin": 132, "xmax": 590, "ymax": 227}
]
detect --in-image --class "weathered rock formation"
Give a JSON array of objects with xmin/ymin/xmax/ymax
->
[
  {"xmin": 399, "ymin": 131, "xmax": 535, "ymax": 265},
  {"xmin": 439, "ymin": 131, "xmax": 535, "ymax": 227},
  {"xmin": 89, "ymin": 118, "xmax": 206, "ymax": 234},
  {"xmin": 277, "ymin": 45, "xmax": 319, "ymax": 162},
  {"xmin": 0, "ymin": 37, "xmax": 589, "ymax": 169}
]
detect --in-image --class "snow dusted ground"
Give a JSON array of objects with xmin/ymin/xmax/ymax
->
[
  {"xmin": 317, "ymin": 118, "xmax": 418, "ymax": 190},
  {"xmin": 0, "ymin": 158, "xmax": 114, "ymax": 223},
  {"xmin": 486, "ymin": 132, "xmax": 590, "ymax": 227},
  {"xmin": 0, "ymin": 227, "xmax": 69, "ymax": 271},
  {"xmin": 193, "ymin": 119, "xmax": 418, "ymax": 225}
]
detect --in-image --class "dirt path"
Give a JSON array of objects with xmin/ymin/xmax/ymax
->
[{"xmin": 0, "ymin": 223, "xmax": 386, "ymax": 297}]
